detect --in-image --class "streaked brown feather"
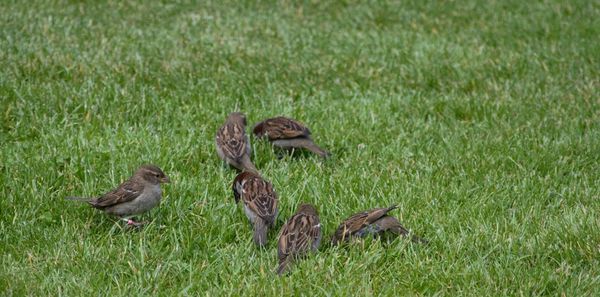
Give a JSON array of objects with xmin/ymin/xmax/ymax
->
[
  {"xmin": 277, "ymin": 204, "xmax": 321, "ymax": 274},
  {"xmin": 216, "ymin": 121, "xmax": 248, "ymax": 160},
  {"xmin": 234, "ymin": 172, "xmax": 278, "ymax": 224},
  {"xmin": 89, "ymin": 178, "xmax": 144, "ymax": 209},
  {"xmin": 332, "ymin": 205, "xmax": 398, "ymax": 244},
  {"xmin": 253, "ymin": 117, "xmax": 311, "ymax": 140}
]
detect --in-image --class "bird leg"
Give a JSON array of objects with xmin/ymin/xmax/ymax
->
[{"xmin": 122, "ymin": 218, "xmax": 146, "ymax": 227}]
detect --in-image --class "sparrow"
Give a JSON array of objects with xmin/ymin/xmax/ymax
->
[
  {"xmin": 277, "ymin": 203, "xmax": 322, "ymax": 275},
  {"xmin": 66, "ymin": 164, "xmax": 170, "ymax": 226},
  {"xmin": 331, "ymin": 205, "xmax": 428, "ymax": 245},
  {"xmin": 216, "ymin": 112, "xmax": 259, "ymax": 174},
  {"xmin": 253, "ymin": 116, "xmax": 330, "ymax": 158},
  {"xmin": 232, "ymin": 171, "xmax": 279, "ymax": 247}
]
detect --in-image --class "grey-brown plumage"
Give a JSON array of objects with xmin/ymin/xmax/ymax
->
[
  {"xmin": 331, "ymin": 205, "xmax": 428, "ymax": 245},
  {"xmin": 216, "ymin": 112, "xmax": 259, "ymax": 173},
  {"xmin": 66, "ymin": 164, "xmax": 170, "ymax": 226},
  {"xmin": 253, "ymin": 116, "xmax": 330, "ymax": 158},
  {"xmin": 232, "ymin": 171, "xmax": 279, "ymax": 247},
  {"xmin": 277, "ymin": 203, "xmax": 321, "ymax": 275}
]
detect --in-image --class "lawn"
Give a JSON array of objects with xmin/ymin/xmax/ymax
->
[{"xmin": 1, "ymin": 0, "xmax": 599, "ymax": 295}]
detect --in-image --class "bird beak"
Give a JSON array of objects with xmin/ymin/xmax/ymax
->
[{"xmin": 161, "ymin": 176, "xmax": 171, "ymax": 183}]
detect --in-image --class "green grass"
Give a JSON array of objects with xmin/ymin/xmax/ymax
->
[{"xmin": 1, "ymin": 0, "xmax": 599, "ymax": 295}]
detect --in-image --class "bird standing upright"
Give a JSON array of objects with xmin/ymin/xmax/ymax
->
[
  {"xmin": 216, "ymin": 112, "xmax": 259, "ymax": 174},
  {"xmin": 253, "ymin": 116, "xmax": 330, "ymax": 158},
  {"xmin": 331, "ymin": 205, "xmax": 428, "ymax": 245},
  {"xmin": 66, "ymin": 164, "xmax": 170, "ymax": 226},
  {"xmin": 232, "ymin": 171, "xmax": 279, "ymax": 247},
  {"xmin": 277, "ymin": 203, "xmax": 322, "ymax": 275}
]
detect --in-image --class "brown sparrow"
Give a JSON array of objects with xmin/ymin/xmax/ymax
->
[
  {"xmin": 277, "ymin": 203, "xmax": 322, "ymax": 275},
  {"xmin": 253, "ymin": 116, "xmax": 330, "ymax": 158},
  {"xmin": 331, "ymin": 205, "xmax": 428, "ymax": 245},
  {"xmin": 232, "ymin": 171, "xmax": 279, "ymax": 247},
  {"xmin": 216, "ymin": 112, "xmax": 259, "ymax": 173},
  {"xmin": 66, "ymin": 164, "xmax": 170, "ymax": 226}
]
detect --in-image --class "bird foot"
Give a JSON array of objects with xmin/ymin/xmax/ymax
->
[{"xmin": 125, "ymin": 219, "xmax": 147, "ymax": 227}]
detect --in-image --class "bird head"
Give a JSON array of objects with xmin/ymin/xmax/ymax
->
[
  {"xmin": 297, "ymin": 203, "xmax": 318, "ymax": 216},
  {"xmin": 227, "ymin": 112, "xmax": 247, "ymax": 126},
  {"xmin": 137, "ymin": 164, "xmax": 170, "ymax": 185}
]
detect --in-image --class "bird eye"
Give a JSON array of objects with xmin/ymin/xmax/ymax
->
[{"xmin": 155, "ymin": 173, "xmax": 160, "ymax": 177}]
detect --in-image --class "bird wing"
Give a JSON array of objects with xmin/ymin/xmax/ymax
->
[
  {"xmin": 333, "ymin": 211, "xmax": 370, "ymax": 240},
  {"xmin": 364, "ymin": 206, "xmax": 397, "ymax": 224},
  {"xmin": 260, "ymin": 117, "xmax": 311, "ymax": 140},
  {"xmin": 243, "ymin": 177, "xmax": 278, "ymax": 224},
  {"xmin": 216, "ymin": 122, "xmax": 248, "ymax": 159},
  {"xmin": 278, "ymin": 213, "xmax": 320, "ymax": 260},
  {"xmin": 90, "ymin": 179, "xmax": 143, "ymax": 208},
  {"xmin": 333, "ymin": 206, "xmax": 397, "ymax": 241}
]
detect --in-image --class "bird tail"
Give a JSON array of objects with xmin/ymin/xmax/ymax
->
[
  {"xmin": 276, "ymin": 257, "xmax": 291, "ymax": 276},
  {"xmin": 383, "ymin": 205, "xmax": 399, "ymax": 214},
  {"xmin": 65, "ymin": 196, "xmax": 92, "ymax": 202},
  {"xmin": 240, "ymin": 156, "xmax": 260, "ymax": 175},
  {"xmin": 253, "ymin": 219, "xmax": 268, "ymax": 247}
]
